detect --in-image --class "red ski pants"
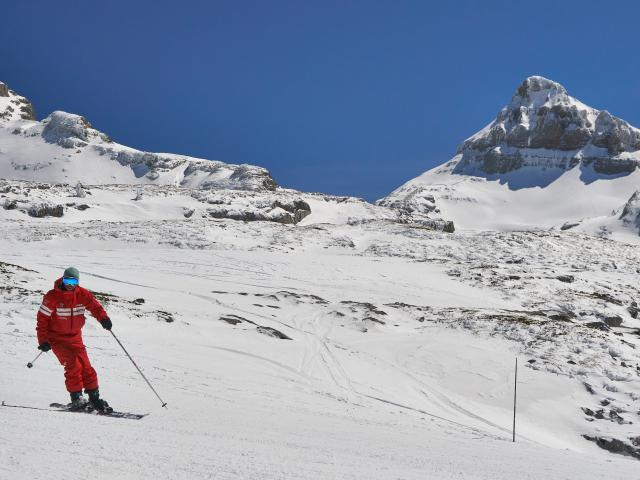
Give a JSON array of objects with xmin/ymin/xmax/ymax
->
[{"xmin": 50, "ymin": 336, "xmax": 98, "ymax": 393}]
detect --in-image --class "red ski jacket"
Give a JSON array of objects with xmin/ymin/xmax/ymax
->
[{"xmin": 36, "ymin": 278, "xmax": 108, "ymax": 344}]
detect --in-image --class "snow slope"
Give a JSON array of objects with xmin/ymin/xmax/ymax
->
[
  {"xmin": 380, "ymin": 76, "xmax": 640, "ymax": 235},
  {"xmin": 1, "ymin": 183, "xmax": 639, "ymax": 478}
]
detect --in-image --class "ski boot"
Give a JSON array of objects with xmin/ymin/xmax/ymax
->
[
  {"xmin": 69, "ymin": 391, "xmax": 88, "ymax": 411},
  {"xmin": 86, "ymin": 388, "xmax": 113, "ymax": 414}
]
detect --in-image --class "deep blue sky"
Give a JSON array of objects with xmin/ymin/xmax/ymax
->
[{"xmin": 1, "ymin": 1, "xmax": 639, "ymax": 200}]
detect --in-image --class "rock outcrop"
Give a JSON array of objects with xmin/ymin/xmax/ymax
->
[
  {"xmin": 42, "ymin": 111, "xmax": 105, "ymax": 148},
  {"xmin": 618, "ymin": 190, "xmax": 640, "ymax": 233},
  {"xmin": 0, "ymin": 83, "xmax": 35, "ymax": 122}
]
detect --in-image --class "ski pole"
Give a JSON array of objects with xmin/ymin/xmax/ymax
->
[
  {"xmin": 109, "ymin": 330, "xmax": 168, "ymax": 408},
  {"xmin": 27, "ymin": 351, "xmax": 45, "ymax": 369}
]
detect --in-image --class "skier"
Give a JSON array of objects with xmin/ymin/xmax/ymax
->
[{"xmin": 36, "ymin": 267, "xmax": 113, "ymax": 411}]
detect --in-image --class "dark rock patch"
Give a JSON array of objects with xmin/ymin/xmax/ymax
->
[
  {"xmin": 556, "ymin": 275, "xmax": 575, "ymax": 283},
  {"xmin": 341, "ymin": 300, "xmax": 387, "ymax": 316},
  {"xmin": 602, "ymin": 315, "xmax": 623, "ymax": 328},
  {"xmin": 585, "ymin": 321, "xmax": 610, "ymax": 331},
  {"xmin": 560, "ymin": 222, "xmax": 580, "ymax": 231},
  {"xmin": 27, "ymin": 204, "xmax": 64, "ymax": 218},
  {"xmin": 583, "ymin": 435, "xmax": 640, "ymax": 460},
  {"xmin": 219, "ymin": 315, "xmax": 246, "ymax": 325},
  {"xmin": 157, "ymin": 311, "xmax": 174, "ymax": 323},
  {"xmin": 256, "ymin": 326, "xmax": 291, "ymax": 340},
  {"xmin": 363, "ymin": 316, "xmax": 386, "ymax": 325}
]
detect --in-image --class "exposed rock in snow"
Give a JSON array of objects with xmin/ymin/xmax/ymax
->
[
  {"xmin": 27, "ymin": 203, "xmax": 64, "ymax": 218},
  {"xmin": 0, "ymin": 179, "xmax": 453, "ymax": 232},
  {"xmin": 619, "ymin": 190, "xmax": 640, "ymax": 233},
  {"xmin": 0, "ymin": 82, "xmax": 35, "ymax": 123},
  {"xmin": 583, "ymin": 435, "xmax": 640, "ymax": 460}
]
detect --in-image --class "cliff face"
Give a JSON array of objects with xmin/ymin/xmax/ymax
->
[{"xmin": 454, "ymin": 76, "xmax": 640, "ymax": 176}]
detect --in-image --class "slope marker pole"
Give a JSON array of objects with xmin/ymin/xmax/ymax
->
[{"xmin": 512, "ymin": 357, "xmax": 518, "ymax": 443}]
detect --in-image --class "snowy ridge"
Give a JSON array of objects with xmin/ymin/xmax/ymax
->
[
  {"xmin": 0, "ymin": 178, "xmax": 454, "ymax": 232},
  {"xmin": 380, "ymin": 76, "xmax": 640, "ymax": 234},
  {"xmin": 0, "ymin": 82, "xmax": 276, "ymax": 191}
]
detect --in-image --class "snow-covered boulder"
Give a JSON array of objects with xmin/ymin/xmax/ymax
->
[{"xmin": 42, "ymin": 111, "xmax": 109, "ymax": 148}]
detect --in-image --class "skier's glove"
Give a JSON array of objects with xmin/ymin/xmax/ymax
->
[
  {"xmin": 38, "ymin": 342, "xmax": 51, "ymax": 352},
  {"xmin": 100, "ymin": 317, "xmax": 112, "ymax": 331}
]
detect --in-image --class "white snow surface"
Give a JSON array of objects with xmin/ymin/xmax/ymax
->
[
  {"xmin": 1, "ymin": 181, "xmax": 639, "ymax": 479},
  {"xmin": 384, "ymin": 158, "xmax": 640, "ymax": 237}
]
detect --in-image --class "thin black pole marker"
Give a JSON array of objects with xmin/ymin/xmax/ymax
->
[
  {"xmin": 110, "ymin": 330, "xmax": 168, "ymax": 408},
  {"xmin": 513, "ymin": 357, "xmax": 518, "ymax": 442},
  {"xmin": 27, "ymin": 351, "xmax": 45, "ymax": 369}
]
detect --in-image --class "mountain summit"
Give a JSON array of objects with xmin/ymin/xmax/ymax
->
[
  {"xmin": 455, "ymin": 75, "xmax": 640, "ymax": 176},
  {"xmin": 380, "ymin": 76, "xmax": 640, "ymax": 236}
]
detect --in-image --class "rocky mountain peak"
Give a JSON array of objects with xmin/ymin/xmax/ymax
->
[
  {"xmin": 454, "ymin": 76, "xmax": 640, "ymax": 175},
  {"xmin": 511, "ymin": 76, "xmax": 569, "ymax": 107}
]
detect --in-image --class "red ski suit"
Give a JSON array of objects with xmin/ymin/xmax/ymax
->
[{"xmin": 36, "ymin": 279, "xmax": 108, "ymax": 393}]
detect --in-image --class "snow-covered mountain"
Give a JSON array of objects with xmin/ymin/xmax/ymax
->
[
  {"xmin": 0, "ymin": 81, "xmax": 276, "ymax": 191},
  {"xmin": 380, "ymin": 76, "xmax": 640, "ymax": 237},
  {"xmin": 1, "ymin": 78, "xmax": 639, "ymax": 478},
  {"xmin": 0, "ymin": 80, "xmax": 455, "ymax": 230}
]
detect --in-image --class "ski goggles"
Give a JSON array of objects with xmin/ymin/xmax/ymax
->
[{"xmin": 62, "ymin": 277, "xmax": 79, "ymax": 286}]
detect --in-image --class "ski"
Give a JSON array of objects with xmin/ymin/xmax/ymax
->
[{"xmin": 49, "ymin": 402, "xmax": 147, "ymax": 420}]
